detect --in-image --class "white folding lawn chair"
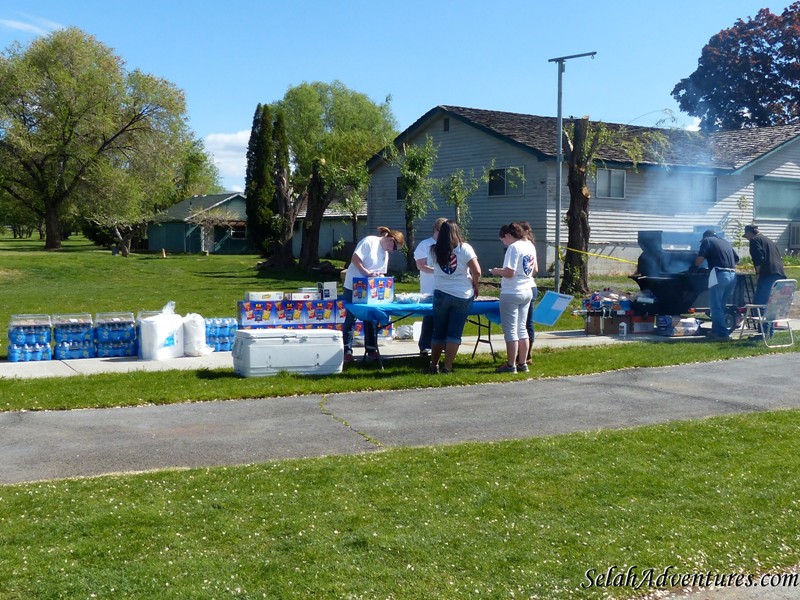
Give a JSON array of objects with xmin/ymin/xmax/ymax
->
[{"xmin": 737, "ymin": 279, "xmax": 796, "ymax": 347}]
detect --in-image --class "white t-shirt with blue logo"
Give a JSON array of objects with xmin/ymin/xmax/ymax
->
[
  {"xmin": 500, "ymin": 239, "xmax": 537, "ymax": 294},
  {"xmin": 431, "ymin": 242, "xmax": 478, "ymax": 299}
]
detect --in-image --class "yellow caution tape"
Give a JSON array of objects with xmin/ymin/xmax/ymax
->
[
  {"xmin": 555, "ymin": 245, "xmax": 800, "ymax": 270},
  {"xmin": 555, "ymin": 246, "xmax": 638, "ymax": 265}
]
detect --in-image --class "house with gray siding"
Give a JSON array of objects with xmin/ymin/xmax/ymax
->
[{"xmin": 367, "ymin": 106, "xmax": 800, "ymax": 275}]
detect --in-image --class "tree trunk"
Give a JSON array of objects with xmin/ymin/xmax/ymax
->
[
  {"xmin": 270, "ymin": 217, "xmax": 296, "ymax": 267},
  {"xmin": 404, "ymin": 205, "xmax": 416, "ymax": 272},
  {"xmin": 44, "ymin": 200, "xmax": 63, "ymax": 250},
  {"xmin": 562, "ymin": 118, "xmax": 591, "ymax": 295},
  {"xmin": 299, "ymin": 160, "xmax": 328, "ymax": 268}
]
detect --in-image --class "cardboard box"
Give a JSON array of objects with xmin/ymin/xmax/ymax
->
[
  {"xmin": 334, "ymin": 299, "xmax": 347, "ymax": 323},
  {"xmin": 318, "ymin": 281, "xmax": 338, "ymax": 300},
  {"xmin": 657, "ymin": 315, "xmax": 700, "ymax": 337},
  {"xmin": 351, "ymin": 276, "xmax": 394, "ymax": 304},
  {"xmin": 630, "ymin": 316, "xmax": 655, "ymax": 334},
  {"xmin": 244, "ymin": 291, "xmax": 284, "ymax": 301},
  {"xmin": 305, "ymin": 300, "xmax": 336, "ymax": 324},
  {"xmin": 289, "ymin": 292, "xmax": 321, "ymax": 301},
  {"xmin": 584, "ymin": 313, "xmax": 630, "ymax": 336},
  {"xmin": 276, "ymin": 301, "xmax": 305, "ymax": 325},
  {"xmin": 238, "ymin": 301, "xmax": 275, "ymax": 327}
]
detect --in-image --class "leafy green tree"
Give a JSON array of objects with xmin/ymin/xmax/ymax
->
[
  {"xmin": 0, "ymin": 27, "xmax": 191, "ymax": 250},
  {"xmin": 435, "ymin": 163, "xmax": 494, "ymax": 236},
  {"xmin": 174, "ymin": 139, "xmax": 223, "ymax": 202},
  {"xmin": 672, "ymin": 4, "xmax": 800, "ymax": 131},
  {"xmin": 276, "ymin": 81, "xmax": 396, "ymax": 268},
  {"xmin": 387, "ymin": 136, "xmax": 438, "ymax": 270},
  {"xmin": 0, "ymin": 185, "xmax": 39, "ymax": 238},
  {"xmin": 244, "ymin": 104, "xmax": 276, "ymax": 255},
  {"xmin": 338, "ymin": 180, "xmax": 368, "ymax": 246}
]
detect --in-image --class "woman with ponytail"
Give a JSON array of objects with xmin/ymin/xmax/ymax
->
[{"xmin": 342, "ymin": 226, "xmax": 405, "ymax": 362}]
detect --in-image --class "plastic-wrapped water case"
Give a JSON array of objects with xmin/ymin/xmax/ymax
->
[
  {"xmin": 7, "ymin": 315, "xmax": 53, "ymax": 362},
  {"xmin": 53, "ymin": 313, "xmax": 94, "ymax": 343},
  {"xmin": 54, "ymin": 340, "xmax": 96, "ymax": 360},
  {"xmin": 206, "ymin": 317, "xmax": 238, "ymax": 351},
  {"xmin": 51, "ymin": 314, "xmax": 95, "ymax": 360},
  {"xmin": 8, "ymin": 314, "xmax": 52, "ymax": 345},
  {"xmin": 95, "ymin": 312, "xmax": 137, "ymax": 357}
]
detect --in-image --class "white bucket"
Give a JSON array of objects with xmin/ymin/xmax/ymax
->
[{"xmin": 412, "ymin": 321, "xmax": 422, "ymax": 341}]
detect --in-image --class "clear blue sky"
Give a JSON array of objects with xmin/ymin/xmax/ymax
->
[{"xmin": 1, "ymin": 1, "xmax": 789, "ymax": 192}]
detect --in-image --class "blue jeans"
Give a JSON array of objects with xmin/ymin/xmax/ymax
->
[
  {"xmin": 342, "ymin": 288, "xmax": 377, "ymax": 352},
  {"xmin": 431, "ymin": 290, "xmax": 474, "ymax": 346},
  {"xmin": 754, "ymin": 274, "xmax": 782, "ymax": 337},
  {"xmin": 709, "ymin": 269, "xmax": 736, "ymax": 337},
  {"xmin": 755, "ymin": 274, "xmax": 783, "ymax": 305}
]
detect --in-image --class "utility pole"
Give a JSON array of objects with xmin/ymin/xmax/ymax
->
[{"xmin": 547, "ymin": 51, "xmax": 596, "ymax": 293}]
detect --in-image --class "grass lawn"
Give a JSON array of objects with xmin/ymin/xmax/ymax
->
[
  {"xmin": 2, "ymin": 411, "xmax": 800, "ymax": 598},
  {"xmin": 2, "ymin": 233, "xmax": 800, "ymax": 598}
]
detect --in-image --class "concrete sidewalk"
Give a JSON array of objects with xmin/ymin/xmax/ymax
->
[{"xmin": 0, "ymin": 328, "xmax": 645, "ymax": 379}]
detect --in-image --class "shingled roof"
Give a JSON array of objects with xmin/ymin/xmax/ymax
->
[
  {"xmin": 155, "ymin": 193, "xmax": 246, "ymax": 222},
  {"xmin": 377, "ymin": 105, "xmax": 800, "ymax": 172}
]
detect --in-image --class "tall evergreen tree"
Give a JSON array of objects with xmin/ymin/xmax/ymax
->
[{"xmin": 244, "ymin": 104, "xmax": 275, "ymax": 255}]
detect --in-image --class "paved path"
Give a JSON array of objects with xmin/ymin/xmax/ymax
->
[{"xmin": 2, "ymin": 352, "xmax": 797, "ymax": 486}]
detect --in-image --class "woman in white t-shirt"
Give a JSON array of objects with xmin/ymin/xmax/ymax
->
[
  {"xmin": 489, "ymin": 222, "xmax": 537, "ymax": 373},
  {"xmin": 427, "ymin": 220, "xmax": 481, "ymax": 374},
  {"xmin": 342, "ymin": 226, "xmax": 405, "ymax": 362},
  {"xmin": 413, "ymin": 217, "xmax": 447, "ymax": 356}
]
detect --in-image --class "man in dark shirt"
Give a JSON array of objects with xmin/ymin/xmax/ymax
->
[
  {"xmin": 694, "ymin": 230, "xmax": 739, "ymax": 340},
  {"xmin": 744, "ymin": 224, "xmax": 786, "ymax": 305}
]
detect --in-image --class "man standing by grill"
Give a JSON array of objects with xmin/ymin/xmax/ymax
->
[
  {"xmin": 694, "ymin": 230, "xmax": 739, "ymax": 340},
  {"xmin": 743, "ymin": 224, "xmax": 786, "ymax": 305},
  {"xmin": 743, "ymin": 224, "xmax": 786, "ymax": 338}
]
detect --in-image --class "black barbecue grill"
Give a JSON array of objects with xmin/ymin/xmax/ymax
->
[{"xmin": 630, "ymin": 230, "xmax": 754, "ymax": 329}]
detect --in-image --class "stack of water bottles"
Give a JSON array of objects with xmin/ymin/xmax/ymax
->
[
  {"xmin": 53, "ymin": 314, "xmax": 96, "ymax": 360},
  {"xmin": 205, "ymin": 317, "xmax": 238, "ymax": 352},
  {"xmin": 94, "ymin": 312, "xmax": 137, "ymax": 357},
  {"xmin": 7, "ymin": 315, "xmax": 53, "ymax": 362}
]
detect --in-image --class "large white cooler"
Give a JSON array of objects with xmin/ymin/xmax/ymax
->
[{"xmin": 232, "ymin": 328, "xmax": 344, "ymax": 377}]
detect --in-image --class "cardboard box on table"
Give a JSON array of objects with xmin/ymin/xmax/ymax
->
[
  {"xmin": 232, "ymin": 328, "xmax": 344, "ymax": 377},
  {"xmin": 351, "ymin": 277, "xmax": 394, "ymax": 304}
]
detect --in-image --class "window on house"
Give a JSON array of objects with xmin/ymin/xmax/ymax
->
[
  {"xmin": 692, "ymin": 175, "xmax": 717, "ymax": 203},
  {"xmin": 488, "ymin": 167, "xmax": 524, "ymax": 197},
  {"xmin": 595, "ymin": 168, "xmax": 625, "ymax": 199},
  {"xmin": 396, "ymin": 176, "xmax": 407, "ymax": 200},
  {"xmin": 755, "ymin": 177, "xmax": 800, "ymax": 220},
  {"xmin": 231, "ymin": 225, "xmax": 247, "ymax": 240},
  {"xmin": 443, "ymin": 117, "xmax": 450, "ymax": 132}
]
